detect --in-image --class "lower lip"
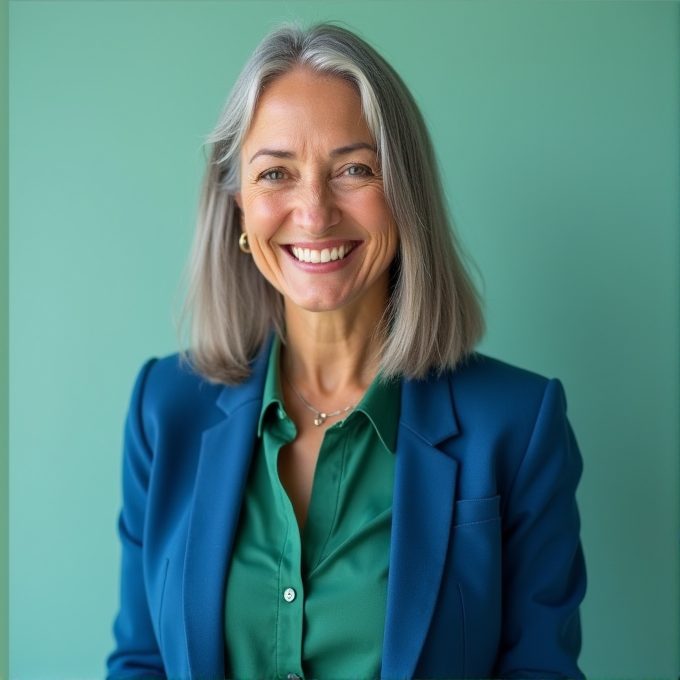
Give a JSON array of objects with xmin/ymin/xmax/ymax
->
[{"xmin": 284, "ymin": 243, "xmax": 362, "ymax": 273}]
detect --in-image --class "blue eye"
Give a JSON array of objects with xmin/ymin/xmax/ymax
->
[{"xmin": 346, "ymin": 165, "xmax": 370, "ymax": 176}]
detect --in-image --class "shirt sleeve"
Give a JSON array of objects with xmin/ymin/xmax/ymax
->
[
  {"xmin": 107, "ymin": 359, "xmax": 167, "ymax": 680},
  {"xmin": 494, "ymin": 378, "xmax": 587, "ymax": 679}
]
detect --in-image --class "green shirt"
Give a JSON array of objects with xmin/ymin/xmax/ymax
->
[{"xmin": 224, "ymin": 337, "xmax": 400, "ymax": 680}]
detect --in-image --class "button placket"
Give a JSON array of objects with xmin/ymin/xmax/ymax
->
[
  {"xmin": 276, "ymin": 544, "xmax": 304, "ymax": 677},
  {"xmin": 273, "ymin": 426, "xmax": 304, "ymax": 679}
]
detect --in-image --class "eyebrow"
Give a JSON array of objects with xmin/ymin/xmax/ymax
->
[{"xmin": 249, "ymin": 142, "xmax": 377, "ymax": 164}]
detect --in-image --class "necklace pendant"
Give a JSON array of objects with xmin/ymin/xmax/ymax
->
[{"xmin": 314, "ymin": 413, "xmax": 327, "ymax": 426}]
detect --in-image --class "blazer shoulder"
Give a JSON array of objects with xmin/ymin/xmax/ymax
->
[
  {"xmin": 453, "ymin": 352, "xmax": 552, "ymax": 393},
  {"xmin": 145, "ymin": 351, "xmax": 221, "ymax": 400},
  {"xmin": 452, "ymin": 352, "xmax": 549, "ymax": 388},
  {"xmin": 448, "ymin": 353, "xmax": 565, "ymax": 435},
  {"xmin": 129, "ymin": 347, "xmax": 272, "ymax": 440},
  {"xmin": 130, "ymin": 353, "xmax": 225, "ymax": 440}
]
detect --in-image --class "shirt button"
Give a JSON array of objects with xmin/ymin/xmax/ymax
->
[
  {"xmin": 283, "ymin": 587, "xmax": 296, "ymax": 602},
  {"xmin": 278, "ymin": 409, "xmax": 286, "ymax": 420},
  {"xmin": 287, "ymin": 674, "xmax": 302, "ymax": 680}
]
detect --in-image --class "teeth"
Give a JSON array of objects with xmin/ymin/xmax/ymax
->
[{"xmin": 291, "ymin": 244, "xmax": 353, "ymax": 263}]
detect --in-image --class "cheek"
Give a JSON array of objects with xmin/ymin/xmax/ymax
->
[
  {"xmin": 242, "ymin": 197, "xmax": 288, "ymax": 288},
  {"xmin": 243, "ymin": 193, "xmax": 289, "ymax": 235},
  {"xmin": 371, "ymin": 214, "xmax": 399, "ymax": 257},
  {"xmin": 247, "ymin": 243, "xmax": 285, "ymax": 296},
  {"xmin": 347, "ymin": 192, "xmax": 395, "ymax": 239}
]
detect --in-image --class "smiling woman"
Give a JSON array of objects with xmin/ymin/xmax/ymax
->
[
  {"xmin": 107, "ymin": 22, "xmax": 586, "ymax": 680},
  {"xmin": 235, "ymin": 69, "xmax": 398, "ymax": 318}
]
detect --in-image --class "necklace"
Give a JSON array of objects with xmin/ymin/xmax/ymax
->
[{"xmin": 282, "ymin": 367, "xmax": 356, "ymax": 426}]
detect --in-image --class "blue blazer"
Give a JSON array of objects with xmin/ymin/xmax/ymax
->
[{"xmin": 107, "ymin": 346, "xmax": 586, "ymax": 680}]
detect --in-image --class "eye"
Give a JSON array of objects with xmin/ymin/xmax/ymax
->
[
  {"xmin": 345, "ymin": 164, "xmax": 372, "ymax": 177},
  {"xmin": 259, "ymin": 168, "xmax": 285, "ymax": 181}
]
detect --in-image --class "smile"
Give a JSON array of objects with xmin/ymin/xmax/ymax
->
[{"xmin": 289, "ymin": 242, "xmax": 357, "ymax": 263}]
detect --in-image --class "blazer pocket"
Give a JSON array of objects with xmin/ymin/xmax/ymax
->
[
  {"xmin": 453, "ymin": 494, "xmax": 500, "ymax": 527},
  {"xmin": 451, "ymin": 496, "xmax": 502, "ymax": 675}
]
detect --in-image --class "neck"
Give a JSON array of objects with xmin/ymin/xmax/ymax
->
[{"xmin": 282, "ymin": 282, "xmax": 388, "ymax": 397}]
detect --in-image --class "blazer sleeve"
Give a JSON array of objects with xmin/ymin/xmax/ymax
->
[
  {"xmin": 495, "ymin": 378, "xmax": 587, "ymax": 679},
  {"xmin": 107, "ymin": 359, "xmax": 167, "ymax": 679}
]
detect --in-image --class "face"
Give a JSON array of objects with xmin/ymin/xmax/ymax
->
[{"xmin": 236, "ymin": 68, "xmax": 399, "ymax": 315}]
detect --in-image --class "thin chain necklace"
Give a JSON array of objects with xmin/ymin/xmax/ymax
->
[{"xmin": 282, "ymin": 366, "xmax": 355, "ymax": 426}]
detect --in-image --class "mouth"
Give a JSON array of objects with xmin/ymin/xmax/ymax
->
[{"xmin": 287, "ymin": 241, "xmax": 359, "ymax": 264}]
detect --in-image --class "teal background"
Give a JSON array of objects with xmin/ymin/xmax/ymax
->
[
  {"xmin": 1, "ymin": 0, "xmax": 7, "ymax": 676},
  {"xmin": 9, "ymin": 1, "xmax": 679, "ymax": 678}
]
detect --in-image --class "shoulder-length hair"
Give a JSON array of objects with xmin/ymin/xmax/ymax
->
[{"xmin": 181, "ymin": 21, "xmax": 484, "ymax": 385}]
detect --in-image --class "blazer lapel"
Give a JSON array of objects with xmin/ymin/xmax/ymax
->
[
  {"xmin": 381, "ymin": 373, "xmax": 460, "ymax": 680},
  {"xmin": 183, "ymin": 348, "xmax": 269, "ymax": 680}
]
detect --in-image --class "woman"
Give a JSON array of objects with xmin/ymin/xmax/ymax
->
[{"xmin": 107, "ymin": 22, "xmax": 586, "ymax": 680}]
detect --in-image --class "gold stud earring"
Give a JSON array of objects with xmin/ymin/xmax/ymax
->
[{"xmin": 239, "ymin": 232, "xmax": 251, "ymax": 254}]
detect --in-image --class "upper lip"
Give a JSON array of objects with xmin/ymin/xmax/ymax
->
[{"xmin": 284, "ymin": 239, "xmax": 360, "ymax": 249}]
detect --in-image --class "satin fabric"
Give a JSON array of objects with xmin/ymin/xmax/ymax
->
[{"xmin": 224, "ymin": 338, "xmax": 399, "ymax": 678}]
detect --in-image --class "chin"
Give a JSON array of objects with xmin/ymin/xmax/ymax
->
[
  {"xmin": 290, "ymin": 298, "xmax": 349, "ymax": 314},
  {"xmin": 284, "ymin": 289, "xmax": 355, "ymax": 314}
]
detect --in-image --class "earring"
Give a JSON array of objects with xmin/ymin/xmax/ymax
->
[{"xmin": 239, "ymin": 232, "xmax": 251, "ymax": 254}]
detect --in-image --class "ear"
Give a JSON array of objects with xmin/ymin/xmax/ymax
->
[{"xmin": 234, "ymin": 193, "xmax": 243, "ymax": 211}]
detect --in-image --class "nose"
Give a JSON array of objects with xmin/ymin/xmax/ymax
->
[{"xmin": 292, "ymin": 180, "xmax": 341, "ymax": 234}]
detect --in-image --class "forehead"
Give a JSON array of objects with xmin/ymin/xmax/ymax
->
[{"xmin": 242, "ymin": 68, "xmax": 374, "ymax": 153}]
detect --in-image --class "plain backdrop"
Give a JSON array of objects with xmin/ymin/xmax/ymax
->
[
  {"xmin": 9, "ymin": 1, "xmax": 680, "ymax": 678},
  {"xmin": 1, "ymin": 0, "xmax": 7, "ymax": 676}
]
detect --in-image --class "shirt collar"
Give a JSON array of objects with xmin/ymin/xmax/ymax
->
[
  {"xmin": 257, "ymin": 335, "xmax": 401, "ymax": 453},
  {"xmin": 353, "ymin": 373, "xmax": 400, "ymax": 454},
  {"xmin": 257, "ymin": 335, "xmax": 286, "ymax": 438}
]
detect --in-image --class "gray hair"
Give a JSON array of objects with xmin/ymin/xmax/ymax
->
[{"xmin": 181, "ymin": 21, "xmax": 484, "ymax": 384}]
